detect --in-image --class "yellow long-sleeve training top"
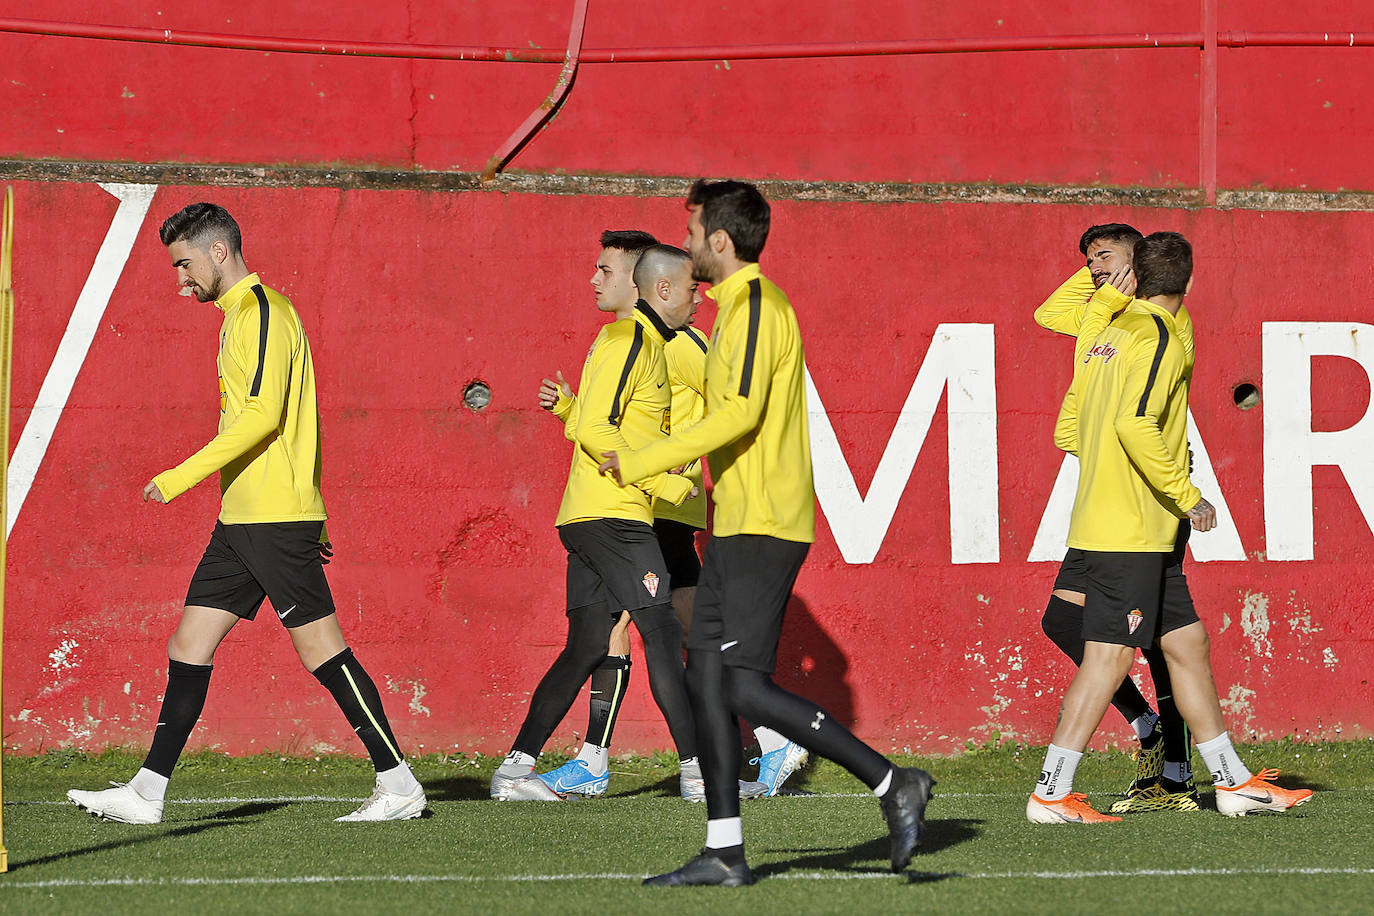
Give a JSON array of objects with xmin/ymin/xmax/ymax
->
[
  {"xmin": 153, "ymin": 273, "xmax": 328, "ymax": 524},
  {"xmin": 1036, "ymin": 267, "xmax": 1196, "ymax": 456},
  {"xmin": 554, "ymin": 302, "xmax": 694, "ymax": 527},
  {"xmin": 550, "ymin": 322, "xmax": 710, "ymax": 530},
  {"xmin": 1062, "ymin": 298, "xmax": 1202, "ymax": 552},
  {"xmin": 615, "ymin": 264, "xmax": 815, "ymax": 543}
]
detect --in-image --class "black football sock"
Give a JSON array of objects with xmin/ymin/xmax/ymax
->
[
  {"xmin": 313, "ymin": 648, "xmax": 405, "ymax": 772},
  {"xmin": 586, "ymin": 655, "xmax": 632, "ymax": 748},
  {"xmin": 724, "ymin": 667, "xmax": 890, "ymax": 789},
  {"xmin": 142, "ymin": 660, "xmax": 213, "ymax": 777},
  {"xmin": 1146, "ymin": 646, "xmax": 1192, "ymax": 778}
]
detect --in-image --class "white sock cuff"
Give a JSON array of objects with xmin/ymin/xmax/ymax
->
[
  {"xmin": 377, "ymin": 761, "xmax": 420, "ymax": 794},
  {"xmin": 705, "ymin": 817, "xmax": 744, "ymax": 850},
  {"xmin": 753, "ymin": 726, "xmax": 789, "ymax": 756},
  {"xmin": 1046, "ymin": 743, "xmax": 1084, "ymax": 763},
  {"xmin": 1195, "ymin": 732, "xmax": 1232, "ymax": 756},
  {"xmin": 872, "ymin": 768, "xmax": 894, "ymax": 798},
  {"xmin": 128, "ymin": 768, "xmax": 169, "ymax": 802}
]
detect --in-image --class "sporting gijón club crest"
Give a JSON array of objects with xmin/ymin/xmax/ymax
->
[{"xmin": 642, "ymin": 571, "xmax": 660, "ymax": 598}]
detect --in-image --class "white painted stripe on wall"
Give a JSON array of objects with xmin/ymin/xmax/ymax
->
[{"xmin": 7, "ymin": 182, "xmax": 157, "ymax": 539}]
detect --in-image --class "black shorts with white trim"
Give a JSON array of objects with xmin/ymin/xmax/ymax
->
[
  {"xmin": 185, "ymin": 521, "xmax": 335, "ymax": 628},
  {"xmin": 689, "ymin": 533, "xmax": 809, "ymax": 673}
]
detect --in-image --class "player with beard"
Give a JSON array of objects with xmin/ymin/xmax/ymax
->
[
  {"xmin": 1034, "ymin": 223, "xmax": 1197, "ymax": 812},
  {"xmin": 602, "ymin": 181, "xmax": 933, "ymax": 885},
  {"xmin": 68, "ymin": 203, "xmax": 425, "ymax": 824}
]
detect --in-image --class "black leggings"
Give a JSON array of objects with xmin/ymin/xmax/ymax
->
[
  {"xmin": 514, "ymin": 601, "xmax": 696, "ymax": 759},
  {"xmin": 686, "ymin": 648, "xmax": 890, "ymax": 819}
]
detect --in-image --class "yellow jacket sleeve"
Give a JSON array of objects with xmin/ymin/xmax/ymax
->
[
  {"xmin": 1112, "ymin": 336, "xmax": 1202, "ymax": 513},
  {"xmin": 1053, "ymin": 283, "xmax": 1132, "ymax": 455},
  {"xmin": 618, "ymin": 305, "xmax": 779, "ymax": 484},
  {"xmin": 1034, "ymin": 267, "xmax": 1097, "ymax": 336},
  {"xmin": 574, "ymin": 337, "xmax": 693, "ymax": 506},
  {"xmin": 554, "ymin": 391, "xmax": 579, "ymax": 442},
  {"xmin": 153, "ymin": 304, "xmax": 292, "ymax": 501}
]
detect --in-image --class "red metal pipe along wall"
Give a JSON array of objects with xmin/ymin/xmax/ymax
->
[{"xmin": 4, "ymin": 17, "xmax": 1373, "ymax": 63}]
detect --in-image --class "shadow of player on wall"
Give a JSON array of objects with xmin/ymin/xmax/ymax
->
[{"xmin": 739, "ymin": 595, "xmax": 857, "ymax": 791}]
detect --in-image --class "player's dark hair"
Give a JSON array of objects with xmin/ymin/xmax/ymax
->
[
  {"xmin": 159, "ymin": 202, "xmax": 243, "ymax": 254},
  {"xmin": 1132, "ymin": 231, "xmax": 1193, "ymax": 298},
  {"xmin": 599, "ymin": 229, "xmax": 658, "ymax": 261},
  {"xmin": 686, "ymin": 179, "xmax": 770, "ymax": 262},
  {"xmin": 1078, "ymin": 222, "xmax": 1142, "ymax": 256},
  {"xmin": 632, "ymin": 244, "xmax": 691, "ymax": 293}
]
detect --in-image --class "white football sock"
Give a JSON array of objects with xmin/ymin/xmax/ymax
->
[
  {"xmin": 705, "ymin": 817, "xmax": 744, "ymax": 850},
  {"xmin": 872, "ymin": 768, "xmax": 894, "ymax": 798},
  {"xmin": 575, "ymin": 743, "xmax": 609, "ymax": 774},
  {"xmin": 497, "ymin": 751, "xmax": 536, "ymax": 777},
  {"xmin": 377, "ymin": 761, "xmax": 421, "ymax": 794},
  {"xmin": 1196, "ymin": 732, "xmax": 1251, "ymax": 788},
  {"xmin": 754, "ymin": 726, "xmax": 789, "ymax": 756},
  {"xmin": 128, "ymin": 768, "xmax": 169, "ymax": 802},
  {"xmin": 1034, "ymin": 744, "xmax": 1083, "ymax": 801}
]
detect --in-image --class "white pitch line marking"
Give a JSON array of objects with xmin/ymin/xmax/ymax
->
[{"xmin": 3, "ymin": 866, "xmax": 1373, "ymax": 891}]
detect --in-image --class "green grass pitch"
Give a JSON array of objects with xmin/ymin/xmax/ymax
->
[{"xmin": 0, "ymin": 740, "xmax": 1370, "ymax": 914}]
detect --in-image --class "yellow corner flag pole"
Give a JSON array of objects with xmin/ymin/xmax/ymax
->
[{"xmin": 0, "ymin": 185, "xmax": 13, "ymax": 873}]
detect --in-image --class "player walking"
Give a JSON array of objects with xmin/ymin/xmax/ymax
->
[
  {"xmin": 68, "ymin": 203, "xmax": 425, "ymax": 824},
  {"xmin": 602, "ymin": 181, "xmax": 933, "ymax": 885},
  {"xmin": 1027, "ymin": 232, "xmax": 1312, "ymax": 823},
  {"xmin": 1034, "ymin": 223, "xmax": 1198, "ymax": 812}
]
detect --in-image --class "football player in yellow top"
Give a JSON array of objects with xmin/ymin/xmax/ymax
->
[
  {"xmin": 489, "ymin": 237, "xmax": 704, "ymax": 801},
  {"xmin": 1034, "ymin": 223, "xmax": 1198, "ymax": 813},
  {"xmin": 68, "ymin": 203, "xmax": 425, "ymax": 825},
  {"xmin": 534, "ymin": 234, "xmax": 806, "ymax": 800},
  {"xmin": 602, "ymin": 181, "xmax": 934, "ymax": 886},
  {"xmin": 1027, "ymin": 232, "xmax": 1313, "ymax": 823}
]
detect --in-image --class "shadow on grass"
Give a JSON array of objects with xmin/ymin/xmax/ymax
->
[
  {"xmin": 424, "ymin": 775, "xmax": 498, "ymax": 801},
  {"xmin": 204, "ymin": 801, "xmax": 290, "ymax": 820},
  {"xmin": 11, "ymin": 819, "xmax": 240, "ymax": 871},
  {"xmin": 753, "ymin": 817, "xmax": 982, "ymax": 878}
]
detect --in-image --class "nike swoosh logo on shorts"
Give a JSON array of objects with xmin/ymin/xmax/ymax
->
[
  {"xmin": 278, "ymin": 604, "xmax": 297, "ymax": 620},
  {"xmin": 721, "ymin": 640, "xmax": 739, "ymax": 651}
]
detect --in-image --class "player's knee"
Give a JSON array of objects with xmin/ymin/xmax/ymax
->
[{"xmin": 721, "ymin": 667, "xmax": 770, "ymax": 721}]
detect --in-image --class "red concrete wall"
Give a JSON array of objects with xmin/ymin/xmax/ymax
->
[
  {"xmin": 3, "ymin": 2, "xmax": 1374, "ymax": 756},
  {"xmin": 4, "ymin": 181, "xmax": 1372, "ymax": 757},
  {"xmin": 5, "ymin": 1, "xmax": 1374, "ymax": 190}
]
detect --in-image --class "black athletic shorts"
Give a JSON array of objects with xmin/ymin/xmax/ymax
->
[
  {"xmin": 689, "ymin": 534, "xmax": 810, "ymax": 673},
  {"xmin": 185, "ymin": 521, "xmax": 335, "ymax": 628},
  {"xmin": 1079, "ymin": 545, "xmax": 1199, "ymax": 649},
  {"xmin": 1055, "ymin": 521, "xmax": 1192, "ymax": 595},
  {"xmin": 560, "ymin": 518, "xmax": 672, "ymax": 616},
  {"xmin": 654, "ymin": 518, "xmax": 703, "ymax": 589}
]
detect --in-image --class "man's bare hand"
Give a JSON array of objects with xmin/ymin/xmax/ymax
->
[
  {"xmin": 538, "ymin": 370, "xmax": 572, "ymax": 410},
  {"xmin": 142, "ymin": 480, "xmax": 166, "ymax": 504},
  {"xmin": 1187, "ymin": 497, "xmax": 1216, "ymax": 532},
  {"xmin": 1106, "ymin": 264, "xmax": 1137, "ymax": 298},
  {"xmin": 599, "ymin": 451, "xmax": 623, "ymax": 484}
]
